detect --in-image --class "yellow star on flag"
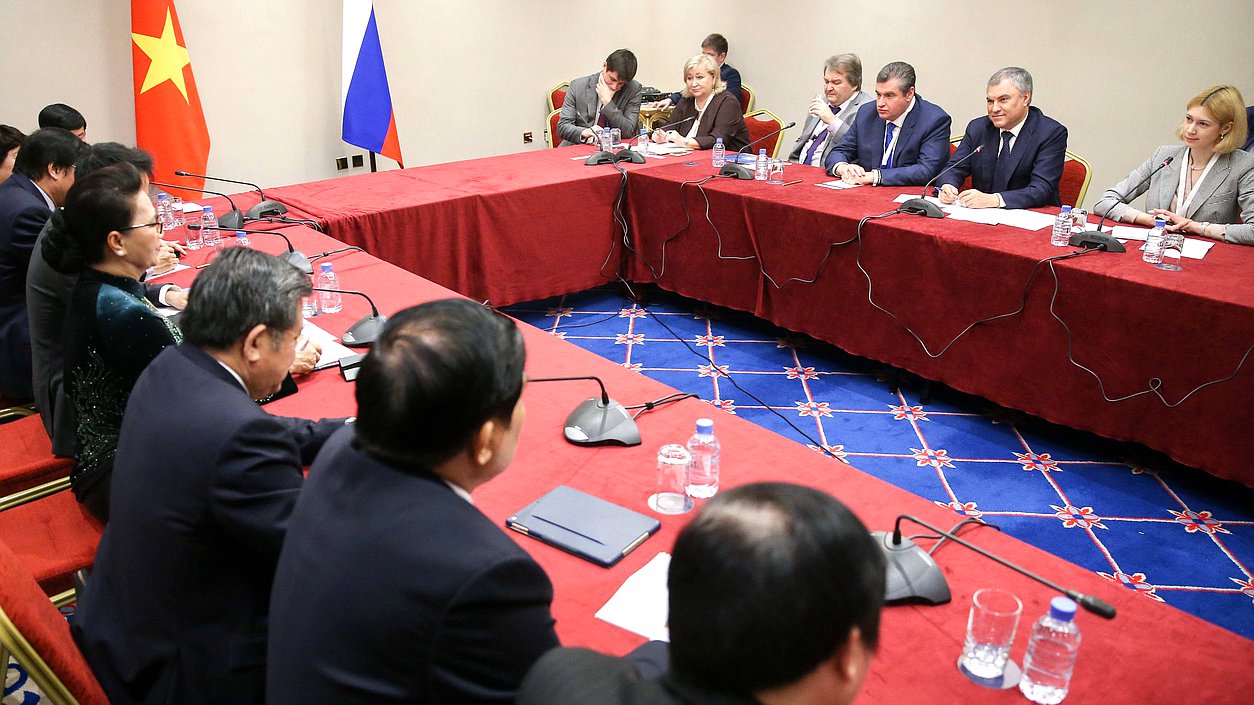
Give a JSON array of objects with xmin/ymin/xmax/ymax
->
[{"xmin": 132, "ymin": 9, "xmax": 191, "ymax": 102}]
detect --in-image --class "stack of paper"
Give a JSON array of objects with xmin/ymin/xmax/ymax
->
[
  {"xmin": 816, "ymin": 180, "xmax": 863, "ymax": 190},
  {"xmin": 302, "ymin": 320, "xmax": 358, "ymax": 370},
  {"xmin": 594, "ymin": 552, "xmax": 671, "ymax": 641},
  {"xmin": 889, "ymin": 194, "xmax": 1054, "ymax": 230}
]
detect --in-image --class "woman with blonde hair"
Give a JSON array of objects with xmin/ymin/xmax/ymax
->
[
  {"xmin": 1094, "ymin": 85, "xmax": 1252, "ymax": 245},
  {"xmin": 652, "ymin": 53, "xmax": 749, "ymax": 151}
]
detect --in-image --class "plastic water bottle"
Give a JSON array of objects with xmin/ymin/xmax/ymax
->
[
  {"xmin": 1019, "ymin": 597, "xmax": 1082, "ymax": 704},
  {"xmin": 1143, "ymin": 217, "xmax": 1166, "ymax": 264},
  {"xmin": 1050, "ymin": 206, "xmax": 1073, "ymax": 247},
  {"xmin": 316, "ymin": 262, "xmax": 342, "ymax": 314},
  {"xmin": 233, "ymin": 230, "xmax": 251, "ymax": 249},
  {"xmin": 638, "ymin": 128, "xmax": 650, "ymax": 156},
  {"xmin": 599, "ymin": 127, "xmax": 613, "ymax": 153},
  {"xmin": 754, "ymin": 149, "xmax": 769, "ymax": 180},
  {"xmin": 712, "ymin": 138, "xmax": 726, "ymax": 168},
  {"xmin": 685, "ymin": 418, "xmax": 721, "ymax": 498},
  {"xmin": 200, "ymin": 206, "xmax": 222, "ymax": 255},
  {"xmin": 155, "ymin": 193, "xmax": 170, "ymax": 225}
]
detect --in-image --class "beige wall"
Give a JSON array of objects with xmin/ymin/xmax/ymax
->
[{"xmin": 3, "ymin": 0, "xmax": 1252, "ymax": 207}]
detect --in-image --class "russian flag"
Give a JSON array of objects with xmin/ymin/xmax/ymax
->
[{"xmin": 342, "ymin": 0, "xmax": 403, "ymax": 166}]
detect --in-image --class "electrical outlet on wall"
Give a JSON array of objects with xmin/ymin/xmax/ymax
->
[
  {"xmin": 522, "ymin": 132, "xmax": 533, "ymax": 144},
  {"xmin": 351, "ymin": 154, "xmax": 365, "ymax": 168},
  {"xmin": 336, "ymin": 157, "xmax": 349, "ymax": 170}
]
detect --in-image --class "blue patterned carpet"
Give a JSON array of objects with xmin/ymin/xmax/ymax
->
[{"xmin": 505, "ymin": 284, "xmax": 1254, "ymax": 641}]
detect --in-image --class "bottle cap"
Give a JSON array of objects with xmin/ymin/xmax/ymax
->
[
  {"xmin": 235, "ymin": 231, "xmax": 246, "ymax": 237},
  {"xmin": 696, "ymin": 418, "xmax": 714, "ymax": 434},
  {"xmin": 1061, "ymin": 205, "xmax": 1072, "ymax": 212},
  {"xmin": 1154, "ymin": 217, "xmax": 1166, "ymax": 227},
  {"xmin": 759, "ymin": 148, "xmax": 766, "ymax": 154},
  {"xmin": 320, "ymin": 262, "xmax": 333, "ymax": 272},
  {"xmin": 202, "ymin": 206, "xmax": 212, "ymax": 212},
  {"xmin": 1048, "ymin": 596, "xmax": 1078, "ymax": 622},
  {"xmin": 157, "ymin": 193, "xmax": 168, "ymax": 199}
]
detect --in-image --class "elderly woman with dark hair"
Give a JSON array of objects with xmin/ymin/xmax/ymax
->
[
  {"xmin": 41, "ymin": 162, "xmax": 181, "ymax": 519},
  {"xmin": 652, "ymin": 53, "xmax": 749, "ymax": 152},
  {"xmin": 1094, "ymin": 85, "xmax": 1253, "ymax": 246}
]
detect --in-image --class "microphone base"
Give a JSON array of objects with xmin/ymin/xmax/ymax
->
[
  {"xmin": 563, "ymin": 397, "xmax": 642, "ymax": 447},
  {"xmin": 584, "ymin": 151, "xmax": 618, "ymax": 166},
  {"xmin": 342, "ymin": 314, "xmax": 388, "ymax": 347},
  {"xmin": 217, "ymin": 210, "xmax": 245, "ymax": 231},
  {"xmin": 718, "ymin": 163, "xmax": 754, "ymax": 180},
  {"xmin": 900, "ymin": 198, "xmax": 945, "ymax": 218},
  {"xmin": 247, "ymin": 200, "xmax": 289, "ymax": 219},
  {"xmin": 280, "ymin": 249, "xmax": 314, "ymax": 276},
  {"xmin": 872, "ymin": 531, "xmax": 952, "ymax": 605},
  {"xmin": 1069, "ymin": 229, "xmax": 1126, "ymax": 253},
  {"xmin": 614, "ymin": 148, "xmax": 646, "ymax": 164}
]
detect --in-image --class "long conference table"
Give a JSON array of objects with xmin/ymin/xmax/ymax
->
[
  {"xmin": 245, "ymin": 146, "xmax": 1254, "ymax": 487},
  {"xmin": 162, "ymin": 224, "xmax": 1250, "ymax": 703}
]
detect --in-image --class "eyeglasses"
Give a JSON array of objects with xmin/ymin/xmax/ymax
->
[{"xmin": 119, "ymin": 220, "xmax": 163, "ymax": 234}]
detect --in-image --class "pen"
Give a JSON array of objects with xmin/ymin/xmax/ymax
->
[{"xmin": 781, "ymin": 179, "xmax": 803, "ymax": 187}]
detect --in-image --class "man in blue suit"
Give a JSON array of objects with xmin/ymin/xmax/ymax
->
[
  {"xmin": 937, "ymin": 67, "xmax": 1068, "ymax": 209},
  {"xmin": 824, "ymin": 61, "xmax": 951, "ymax": 187}
]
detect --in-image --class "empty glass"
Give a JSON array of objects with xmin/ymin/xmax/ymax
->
[
  {"xmin": 960, "ymin": 588, "xmax": 1023, "ymax": 682},
  {"xmin": 1156, "ymin": 230, "xmax": 1185, "ymax": 271},
  {"xmin": 648, "ymin": 444, "xmax": 693, "ymax": 515}
]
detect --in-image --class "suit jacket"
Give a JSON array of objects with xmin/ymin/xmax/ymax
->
[
  {"xmin": 788, "ymin": 91, "xmax": 873, "ymax": 165},
  {"xmin": 937, "ymin": 106, "xmax": 1068, "ymax": 209},
  {"xmin": 669, "ymin": 63, "xmax": 742, "ymax": 107},
  {"xmin": 26, "ymin": 219, "xmax": 168, "ymax": 457},
  {"xmin": 558, "ymin": 72, "xmax": 643, "ymax": 146},
  {"xmin": 1243, "ymin": 106, "xmax": 1253, "ymax": 152},
  {"xmin": 518, "ymin": 648, "xmax": 759, "ymax": 705},
  {"xmin": 72, "ymin": 344, "xmax": 343, "ymax": 705},
  {"xmin": 1094, "ymin": 145, "xmax": 1254, "ymax": 246},
  {"xmin": 824, "ymin": 95, "xmax": 952, "ymax": 187},
  {"xmin": 667, "ymin": 91, "xmax": 750, "ymax": 152},
  {"xmin": 267, "ymin": 427, "xmax": 560, "ymax": 705},
  {"xmin": 0, "ymin": 173, "xmax": 53, "ymax": 398}
]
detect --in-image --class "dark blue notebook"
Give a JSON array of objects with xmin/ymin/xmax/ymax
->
[{"xmin": 506, "ymin": 485, "xmax": 661, "ymax": 567}]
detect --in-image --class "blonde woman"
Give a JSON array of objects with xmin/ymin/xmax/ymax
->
[{"xmin": 653, "ymin": 53, "xmax": 749, "ymax": 151}]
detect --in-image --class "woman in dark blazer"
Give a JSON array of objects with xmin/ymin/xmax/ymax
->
[
  {"xmin": 1094, "ymin": 85, "xmax": 1252, "ymax": 246},
  {"xmin": 652, "ymin": 53, "xmax": 749, "ymax": 152},
  {"xmin": 42, "ymin": 162, "xmax": 182, "ymax": 520}
]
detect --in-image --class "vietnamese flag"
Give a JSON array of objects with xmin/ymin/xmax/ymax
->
[{"xmin": 131, "ymin": 0, "xmax": 210, "ymax": 191}]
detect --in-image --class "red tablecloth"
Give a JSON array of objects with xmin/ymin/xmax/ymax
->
[
  {"xmin": 625, "ymin": 162, "xmax": 1254, "ymax": 485},
  {"xmin": 173, "ymin": 226, "xmax": 1252, "ymax": 703}
]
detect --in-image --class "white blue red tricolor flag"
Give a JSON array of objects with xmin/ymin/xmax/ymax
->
[{"xmin": 342, "ymin": 0, "xmax": 403, "ymax": 165}]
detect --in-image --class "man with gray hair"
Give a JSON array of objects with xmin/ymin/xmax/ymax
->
[
  {"xmin": 937, "ymin": 66, "xmax": 1068, "ymax": 209},
  {"xmin": 825, "ymin": 61, "xmax": 951, "ymax": 186},
  {"xmin": 73, "ymin": 247, "xmax": 349, "ymax": 705},
  {"xmin": 788, "ymin": 54, "xmax": 873, "ymax": 167}
]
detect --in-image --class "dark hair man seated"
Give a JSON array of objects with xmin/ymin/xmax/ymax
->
[
  {"xmin": 38, "ymin": 103, "xmax": 88, "ymax": 141},
  {"xmin": 72, "ymin": 247, "xmax": 349, "ymax": 705},
  {"xmin": 557, "ymin": 48, "xmax": 643, "ymax": 146},
  {"xmin": 517, "ymin": 482, "xmax": 885, "ymax": 705},
  {"xmin": 267, "ymin": 298, "xmax": 560, "ymax": 705}
]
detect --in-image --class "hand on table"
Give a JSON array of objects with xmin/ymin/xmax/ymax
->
[
  {"xmin": 1149, "ymin": 208, "xmax": 1202, "ymax": 236},
  {"xmin": 938, "ymin": 184, "xmax": 960, "ymax": 205},
  {"xmin": 289, "ymin": 336, "xmax": 322, "ymax": 376},
  {"xmin": 165, "ymin": 287, "xmax": 189, "ymax": 310},
  {"xmin": 837, "ymin": 164, "xmax": 873, "ymax": 185},
  {"xmin": 954, "ymin": 189, "xmax": 1000, "ymax": 209},
  {"xmin": 151, "ymin": 242, "xmax": 181, "ymax": 275}
]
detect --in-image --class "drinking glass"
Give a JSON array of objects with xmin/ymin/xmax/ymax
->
[
  {"xmin": 960, "ymin": 588, "xmax": 1022, "ymax": 681},
  {"xmin": 648, "ymin": 444, "xmax": 693, "ymax": 515}
]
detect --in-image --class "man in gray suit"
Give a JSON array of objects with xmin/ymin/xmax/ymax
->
[
  {"xmin": 789, "ymin": 54, "xmax": 872, "ymax": 167},
  {"xmin": 556, "ymin": 49, "xmax": 642, "ymax": 147}
]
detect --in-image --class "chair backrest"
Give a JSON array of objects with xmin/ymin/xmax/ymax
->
[
  {"xmin": 0, "ymin": 414, "xmax": 72, "ymax": 499},
  {"xmin": 547, "ymin": 81, "xmax": 569, "ymax": 113},
  {"xmin": 546, "ymin": 109, "xmax": 562, "ymax": 148},
  {"xmin": 0, "ymin": 540, "xmax": 109, "ymax": 704},
  {"xmin": 947, "ymin": 135, "xmax": 971, "ymax": 190},
  {"xmin": 738, "ymin": 84, "xmax": 755, "ymax": 114},
  {"xmin": 744, "ymin": 109, "xmax": 786, "ymax": 159},
  {"xmin": 1060, "ymin": 150, "xmax": 1092, "ymax": 208}
]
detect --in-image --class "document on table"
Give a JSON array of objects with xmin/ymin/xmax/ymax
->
[
  {"xmin": 301, "ymin": 319, "xmax": 357, "ymax": 369},
  {"xmin": 816, "ymin": 180, "xmax": 863, "ymax": 190},
  {"xmin": 146, "ymin": 263, "xmax": 191, "ymax": 280},
  {"xmin": 1144, "ymin": 238, "xmax": 1215, "ymax": 260},
  {"xmin": 595, "ymin": 552, "xmax": 671, "ymax": 642},
  {"xmin": 1110, "ymin": 225, "xmax": 1149, "ymax": 241}
]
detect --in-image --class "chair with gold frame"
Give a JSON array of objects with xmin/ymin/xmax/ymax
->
[
  {"xmin": 547, "ymin": 81, "xmax": 570, "ymax": 112},
  {"xmin": 738, "ymin": 84, "xmax": 755, "ymax": 114},
  {"xmin": 743, "ymin": 109, "xmax": 787, "ymax": 159}
]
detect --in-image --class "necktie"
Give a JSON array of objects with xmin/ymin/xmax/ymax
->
[
  {"xmin": 993, "ymin": 130, "xmax": 1013, "ymax": 185},
  {"xmin": 804, "ymin": 106, "xmax": 840, "ymax": 165},
  {"xmin": 883, "ymin": 122, "xmax": 896, "ymax": 168}
]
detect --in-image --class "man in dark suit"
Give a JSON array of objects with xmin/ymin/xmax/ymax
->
[
  {"xmin": 824, "ymin": 61, "xmax": 951, "ymax": 187},
  {"xmin": 38, "ymin": 103, "xmax": 88, "ymax": 141},
  {"xmin": 0, "ymin": 127, "xmax": 82, "ymax": 400},
  {"xmin": 937, "ymin": 67, "xmax": 1068, "ymax": 209},
  {"xmin": 72, "ymin": 247, "xmax": 347, "ymax": 705},
  {"xmin": 788, "ymin": 53, "xmax": 873, "ymax": 167},
  {"xmin": 267, "ymin": 298, "xmax": 559, "ymax": 705},
  {"xmin": 1244, "ymin": 105, "xmax": 1253, "ymax": 152},
  {"xmin": 557, "ymin": 49, "xmax": 642, "ymax": 146},
  {"xmin": 517, "ymin": 483, "xmax": 885, "ymax": 705}
]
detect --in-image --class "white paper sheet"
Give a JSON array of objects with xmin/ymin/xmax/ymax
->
[
  {"xmin": 594, "ymin": 552, "xmax": 671, "ymax": 642},
  {"xmin": 1138, "ymin": 238, "xmax": 1214, "ymax": 260},
  {"xmin": 995, "ymin": 209, "xmax": 1056, "ymax": 231},
  {"xmin": 816, "ymin": 180, "xmax": 863, "ymax": 190},
  {"xmin": 1110, "ymin": 225, "xmax": 1150, "ymax": 241},
  {"xmin": 146, "ymin": 263, "xmax": 191, "ymax": 280},
  {"xmin": 301, "ymin": 320, "xmax": 358, "ymax": 370}
]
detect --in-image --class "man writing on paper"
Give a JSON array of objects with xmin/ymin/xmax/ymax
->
[
  {"xmin": 825, "ymin": 61, "xmax": 951, "ymax": 187},
  {"xmin": 518, "ymin": 482, "xmax": 885, "ymax": 705},
  {"xmin": 937, "ymin": 67, "xmax": 1068, "ymax": 209},
  {"xmin": 557, "ymin": 49, "xmax": 643, "ymax": 146},
  {"xmin": 268, "ymin": 298, "xmax": 559, "ymax": 705},
  {"xmin": 788, "ymin": 54, "xmax": 872, "ymax": 168}
]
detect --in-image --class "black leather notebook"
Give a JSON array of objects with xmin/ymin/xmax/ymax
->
[{"xmin": 506, "ymin": 485, "xmax": 661, "ymax": 567}]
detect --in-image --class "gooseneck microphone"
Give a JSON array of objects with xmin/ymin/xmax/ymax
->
[
  {"xmin": 187, "ymin": 225, "xmax": 312, "ymax": 274},
  {"xmin": 528, "ymin": 375, "xmax": 641, "ymax": 447},
  {"xmin": 175, "ymin": 170, "xmax": 288, "ymax": 219},
  {"xmin": 874, "ymin": 514, "xmax": 1117, "ymax": 619},
  {"xmin": 309, "ymin": 287, "xmax": 387, "ymax": 346},
  {"xmin": 900, "ymin": 145, "xmax": 985, "ymax": 218},
  {"xmin": 614, "ymin": 115, "xmax": 697, "ymax": 164},
  {"xmin": 719, "ymin": 121, "xmax": 797, "ymax": 180},
  {"xmin": 1070, "ymin": 156, "xmax": 1175, "ymax": 253},
  {"xmin": 151, "ymin": 181, "xmax": 245, "ymax": 230}
]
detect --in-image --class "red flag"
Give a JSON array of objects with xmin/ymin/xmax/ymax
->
[{"xmin": 131, "ymin": 0, "xmax": 210, "ymax": 191}]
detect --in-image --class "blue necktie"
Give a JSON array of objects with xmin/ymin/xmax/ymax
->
[
  {"xmin": 883, "ymin": 122, "xmax": 896, "ymax": 169},
  {"xmin": 993, "ymin": 130, "xmax": 1013, "ymax": 185},
  {"xmin": 804, "ymin": 106, "xmax": 840, "ymax": 165}
]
